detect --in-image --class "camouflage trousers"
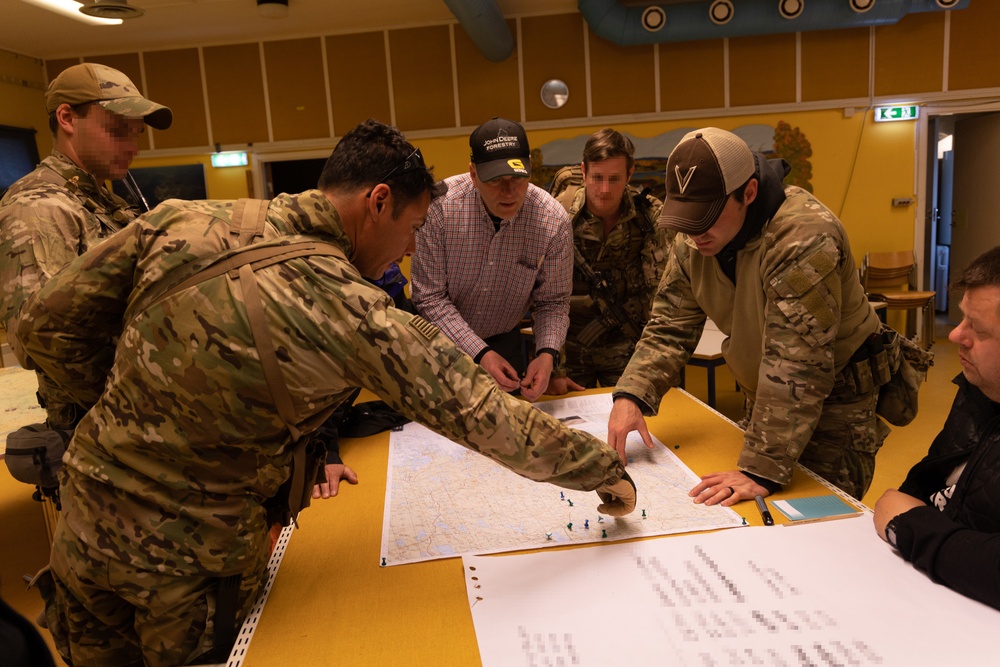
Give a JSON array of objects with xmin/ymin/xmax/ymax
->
[
  {"xmin": 34, "ymin": 519, "xmax": 269, "ymax": 667},
  {"xmin": 744, "ymin": 376, "xmax": 891, "ymax": 501},
  {"xmin": 563, "ymin": 336, "xmax": 636, "ymax": 388}
]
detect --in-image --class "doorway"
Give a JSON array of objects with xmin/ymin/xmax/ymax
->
[{"xmin": 920, "ymin": 104, "xmax": 1000, "ymax": 325}]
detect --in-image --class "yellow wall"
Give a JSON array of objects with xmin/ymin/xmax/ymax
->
[{"xmin": 0, "ymin": 50, "xmax": 51, "ymax": 158}]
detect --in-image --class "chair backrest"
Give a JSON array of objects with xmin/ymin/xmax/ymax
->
[{"xmin": 862, "ymin": 251, "xmax": 916, "ymax": 291}]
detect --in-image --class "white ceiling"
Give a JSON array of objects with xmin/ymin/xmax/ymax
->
[{"xmin": 3, "ymin": 0, "xmax": 580, "ymax": 62}]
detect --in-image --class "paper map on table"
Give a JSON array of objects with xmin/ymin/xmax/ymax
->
[{"xmin": 379, "ymin": 393, "xmax": 743, "ymax": 566}]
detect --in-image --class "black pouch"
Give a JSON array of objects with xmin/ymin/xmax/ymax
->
[
  {"xmin": 876, "ymin": 326, "xmax": 935, "ymax": 427},
  {"xmin": 4, "ymin": 424, "xmax": 71, "ymax": 488},
  {"xmin": 340, "ymin": 401, "xmax": 410, "ymax": 438}
]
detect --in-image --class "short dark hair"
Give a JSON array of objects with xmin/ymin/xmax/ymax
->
[
  {"xmin": 317, "ymin": 119, "xmax": 444, "ymax": 215},
  {"xmin": 48, "ymin": 101, "xmax": 94, "ymax": 135},
  {"xmin": 730, "ymin": 177, "xmax": 754, "ymax": 205},
  {"xmin": 953, "ymin": 246, "xmax": 1000, "ymax": 292},
  {"xmin": 582, "ymin": 128, "xmax": 635, "ymax": 171}
]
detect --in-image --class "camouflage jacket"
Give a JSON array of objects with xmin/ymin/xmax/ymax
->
[
  {"xmin": 562, "ymin": 184, "xmax": 671, "ymax": 347},
  {"xmin": 615, "ymin": 185, "xmax": 880, "ymax": 485},
  {"xmin": 16, "ymin": 190, "xmax": 625, "ymax": 577},
  {"xmin": 0, "ymin": 150, "xmax": 135, "ymax": 341}
]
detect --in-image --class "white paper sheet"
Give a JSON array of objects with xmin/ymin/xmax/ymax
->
[
  {"xmin": 380, "ymin": 394, "xmax": 743, "ymax": 566},
  {"xmin": 462, "ymin": 515, "xmax": 999, "ymax": 666}
]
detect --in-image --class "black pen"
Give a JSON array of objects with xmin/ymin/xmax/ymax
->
[{"xmin": 755, "ymin": 494, "xmax": 774, "ymax": 526}]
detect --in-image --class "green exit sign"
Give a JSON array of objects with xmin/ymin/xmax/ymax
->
[{"xmin": 875, "ymin": 105, "xmax": 919, "ymax": 122}]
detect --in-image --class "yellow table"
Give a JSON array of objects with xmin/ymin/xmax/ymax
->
[{"xmin": 239, "ymin": 389, "xmax": 853, "ymax": 667}]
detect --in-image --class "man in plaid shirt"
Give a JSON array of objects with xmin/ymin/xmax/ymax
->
[{"xmin": 411, "ymin": 118, "xmax": 572, "ymax": 401}]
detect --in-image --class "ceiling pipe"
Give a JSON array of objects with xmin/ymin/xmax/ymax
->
[
  {"xmin": 578, "ymin": 0, "xmax": 971, "ymax": 46},
  {"xmin": 443, "ymin": 0, "xmax": 515, "ymax": 62}
]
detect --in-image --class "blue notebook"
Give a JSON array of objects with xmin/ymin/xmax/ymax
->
[{"xmin": 771, "ymin": 494, "xmax": 861, "ymax": 523}]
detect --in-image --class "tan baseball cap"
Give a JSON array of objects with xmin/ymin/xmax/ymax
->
[
  {"xmin": 658, "ymin": 127, "xmax": 756, "ymax": 235},
  {"xmin": 45, "ymin": 63, "xmax": 173, "ymax": 130}
]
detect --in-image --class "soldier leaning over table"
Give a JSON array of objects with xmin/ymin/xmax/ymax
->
[
  {"xmin": 16, "ymin": 119, "xmax": 635, "ymax": 667},
  {"xmin": 607, "ymin": 127, "xmax": 890, "ymax": 503}
]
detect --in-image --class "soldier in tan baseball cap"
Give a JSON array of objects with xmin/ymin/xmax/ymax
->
[
  {"xmin": 0, "ymin": 63, "xmax": 173, "ymax": 432},
  {"xmin": 45, "ymin": 62, "xmax": 172, "ymax": 130}
]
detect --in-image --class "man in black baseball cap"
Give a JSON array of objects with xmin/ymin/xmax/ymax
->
[
  {"xmin": 411, "ymin": 117, "xmax": 573, "ymax": 402},
  {"xmin": 469, "ymin": 116, "xmax": 531, "ymax": 181},
  {"xmin": 608, "ymin": 126, "xmax": 895, "ymax": 507}
]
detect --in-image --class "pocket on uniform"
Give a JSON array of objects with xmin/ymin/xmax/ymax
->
[{"xmin": 769, "ymin": 246, "xmax": 840, "ymax": 348}]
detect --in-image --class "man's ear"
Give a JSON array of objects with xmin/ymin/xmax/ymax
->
[
  {"xmin": 54, "ymin": 104, "xmax": 76, "ymax": 136},
  {"xmin": 368, "ymin": 183, "xmax": 391, "ymax": 218},
  {"xmin": 743, "ymin": 178, "xmax": 759, "ymax": 206}
]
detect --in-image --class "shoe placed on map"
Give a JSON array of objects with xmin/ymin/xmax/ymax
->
[{"xmin": 595, "ymin": 470, "xmax": 637, "ymax": 517}]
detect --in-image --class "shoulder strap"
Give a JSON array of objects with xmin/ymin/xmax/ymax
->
[
  {"xmin": 230, "ymin": 198, "xmax": 269, "ymax": 247},
  {"xmin": 123, "ymin": 239, "xmax": 343, "ymax": 326},
  {"xmin": 124, "ymin": 198, "xmax": 348, "ymax": 524}
]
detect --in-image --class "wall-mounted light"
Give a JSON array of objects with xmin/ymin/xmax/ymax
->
[
  {"xmin": 849, "ymin": 0, "xmax": 874, "ymax": 13},
  {"xmin": 709, "ymin": 0, "xmax": 734, "ymax": 25},
  {"xmin": 211, "ymin": 152, "xmax": 249, "ymax": 168},
  {"xmin": 257, "ymin": 0, "xmax": 288, "ymax": 19},
  {"xmin": 540, "ymin": 79, "xmax": 568, "ymax": 110},
  {"xmin": 641, "ymin": 6, "xmax": 666, "ymax": 32},
  {"xmin": 20, "ymin": 0, "xmax": 122, "ymax": 25},
  {"xmin": 778, "ymin": 0, "xmax": 804, "ymax": 19}
]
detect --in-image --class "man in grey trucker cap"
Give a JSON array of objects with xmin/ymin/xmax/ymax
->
[
  {"xmin": 1, "ymin": 62, "xmax": 173, "ymax": 433},
  {"xmin": 607, "ymin": 126, "xmax": 892, "ymax": 503}
]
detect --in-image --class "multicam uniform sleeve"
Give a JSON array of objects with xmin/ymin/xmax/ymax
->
[
  {"xmin": 344, "ymin": 304, "xmax": 626, "ymax": 491},
  {"xmin": 526, "ymin": 207, "xmax": 572, "ymax": 352},
  {"xmin": 14, "ymin": 223, "xmax": 140, "ymax": 409},
  {"xmin": 410, "ymin": 202, "xmax": 487, "ymax": 359},
  {"xmin": 737, "ymin": 232, "xmax": 843, "ymax": 485},
  {"xmin": 613, "ymin": 245, "xmax": 704, "ymax": 414},
  {"xmin": 0, "ymin": 196, "xmax": 93, "ymax": 332}
]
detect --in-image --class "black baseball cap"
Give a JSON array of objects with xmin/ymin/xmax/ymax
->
[{"xmin": 469, "ymin": 117, "xmax": 531, "ymax": 181}]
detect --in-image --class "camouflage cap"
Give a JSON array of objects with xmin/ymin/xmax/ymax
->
[{"xmin": 45, "ymin": 63, "xmax": 173, "ymax": 130}]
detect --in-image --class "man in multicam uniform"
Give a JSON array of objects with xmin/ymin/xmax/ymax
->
[
  {"xmin": 0, "ymin": 62, "xmax": 172, "ymax": 430},
  {"xmin": 16, "ymin": 119, "xmax": 635, "ymax": 667},
  {"xmin": 546, "ymin": 128, "xmax": 671, "ymax": 395},
  {"xmin": 608, "ymin": 127, "xmax": 887, "ymax": 503}
]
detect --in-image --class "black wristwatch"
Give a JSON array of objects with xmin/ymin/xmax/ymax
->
[
  {"xmin": 537, "ymin": 348, "xmax": 560, "ymax": 366},
  {"xmin": 885, "ymin": 518, "xmax": 900, "ymax": 548}
]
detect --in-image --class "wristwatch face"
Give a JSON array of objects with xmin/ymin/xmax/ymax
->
[{"xmin": 885, "ymin": 519, "xmax": 899, "ymax": 548}]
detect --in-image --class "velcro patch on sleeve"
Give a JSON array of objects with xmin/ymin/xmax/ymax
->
[{"xmin": 407, "ymin": 315, "xmax": 440, "ymax": 341}]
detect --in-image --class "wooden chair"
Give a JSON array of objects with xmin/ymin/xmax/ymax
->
[{"xmin": 860, "ymin": 251, "xmax": 936, "ymax": 349}]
